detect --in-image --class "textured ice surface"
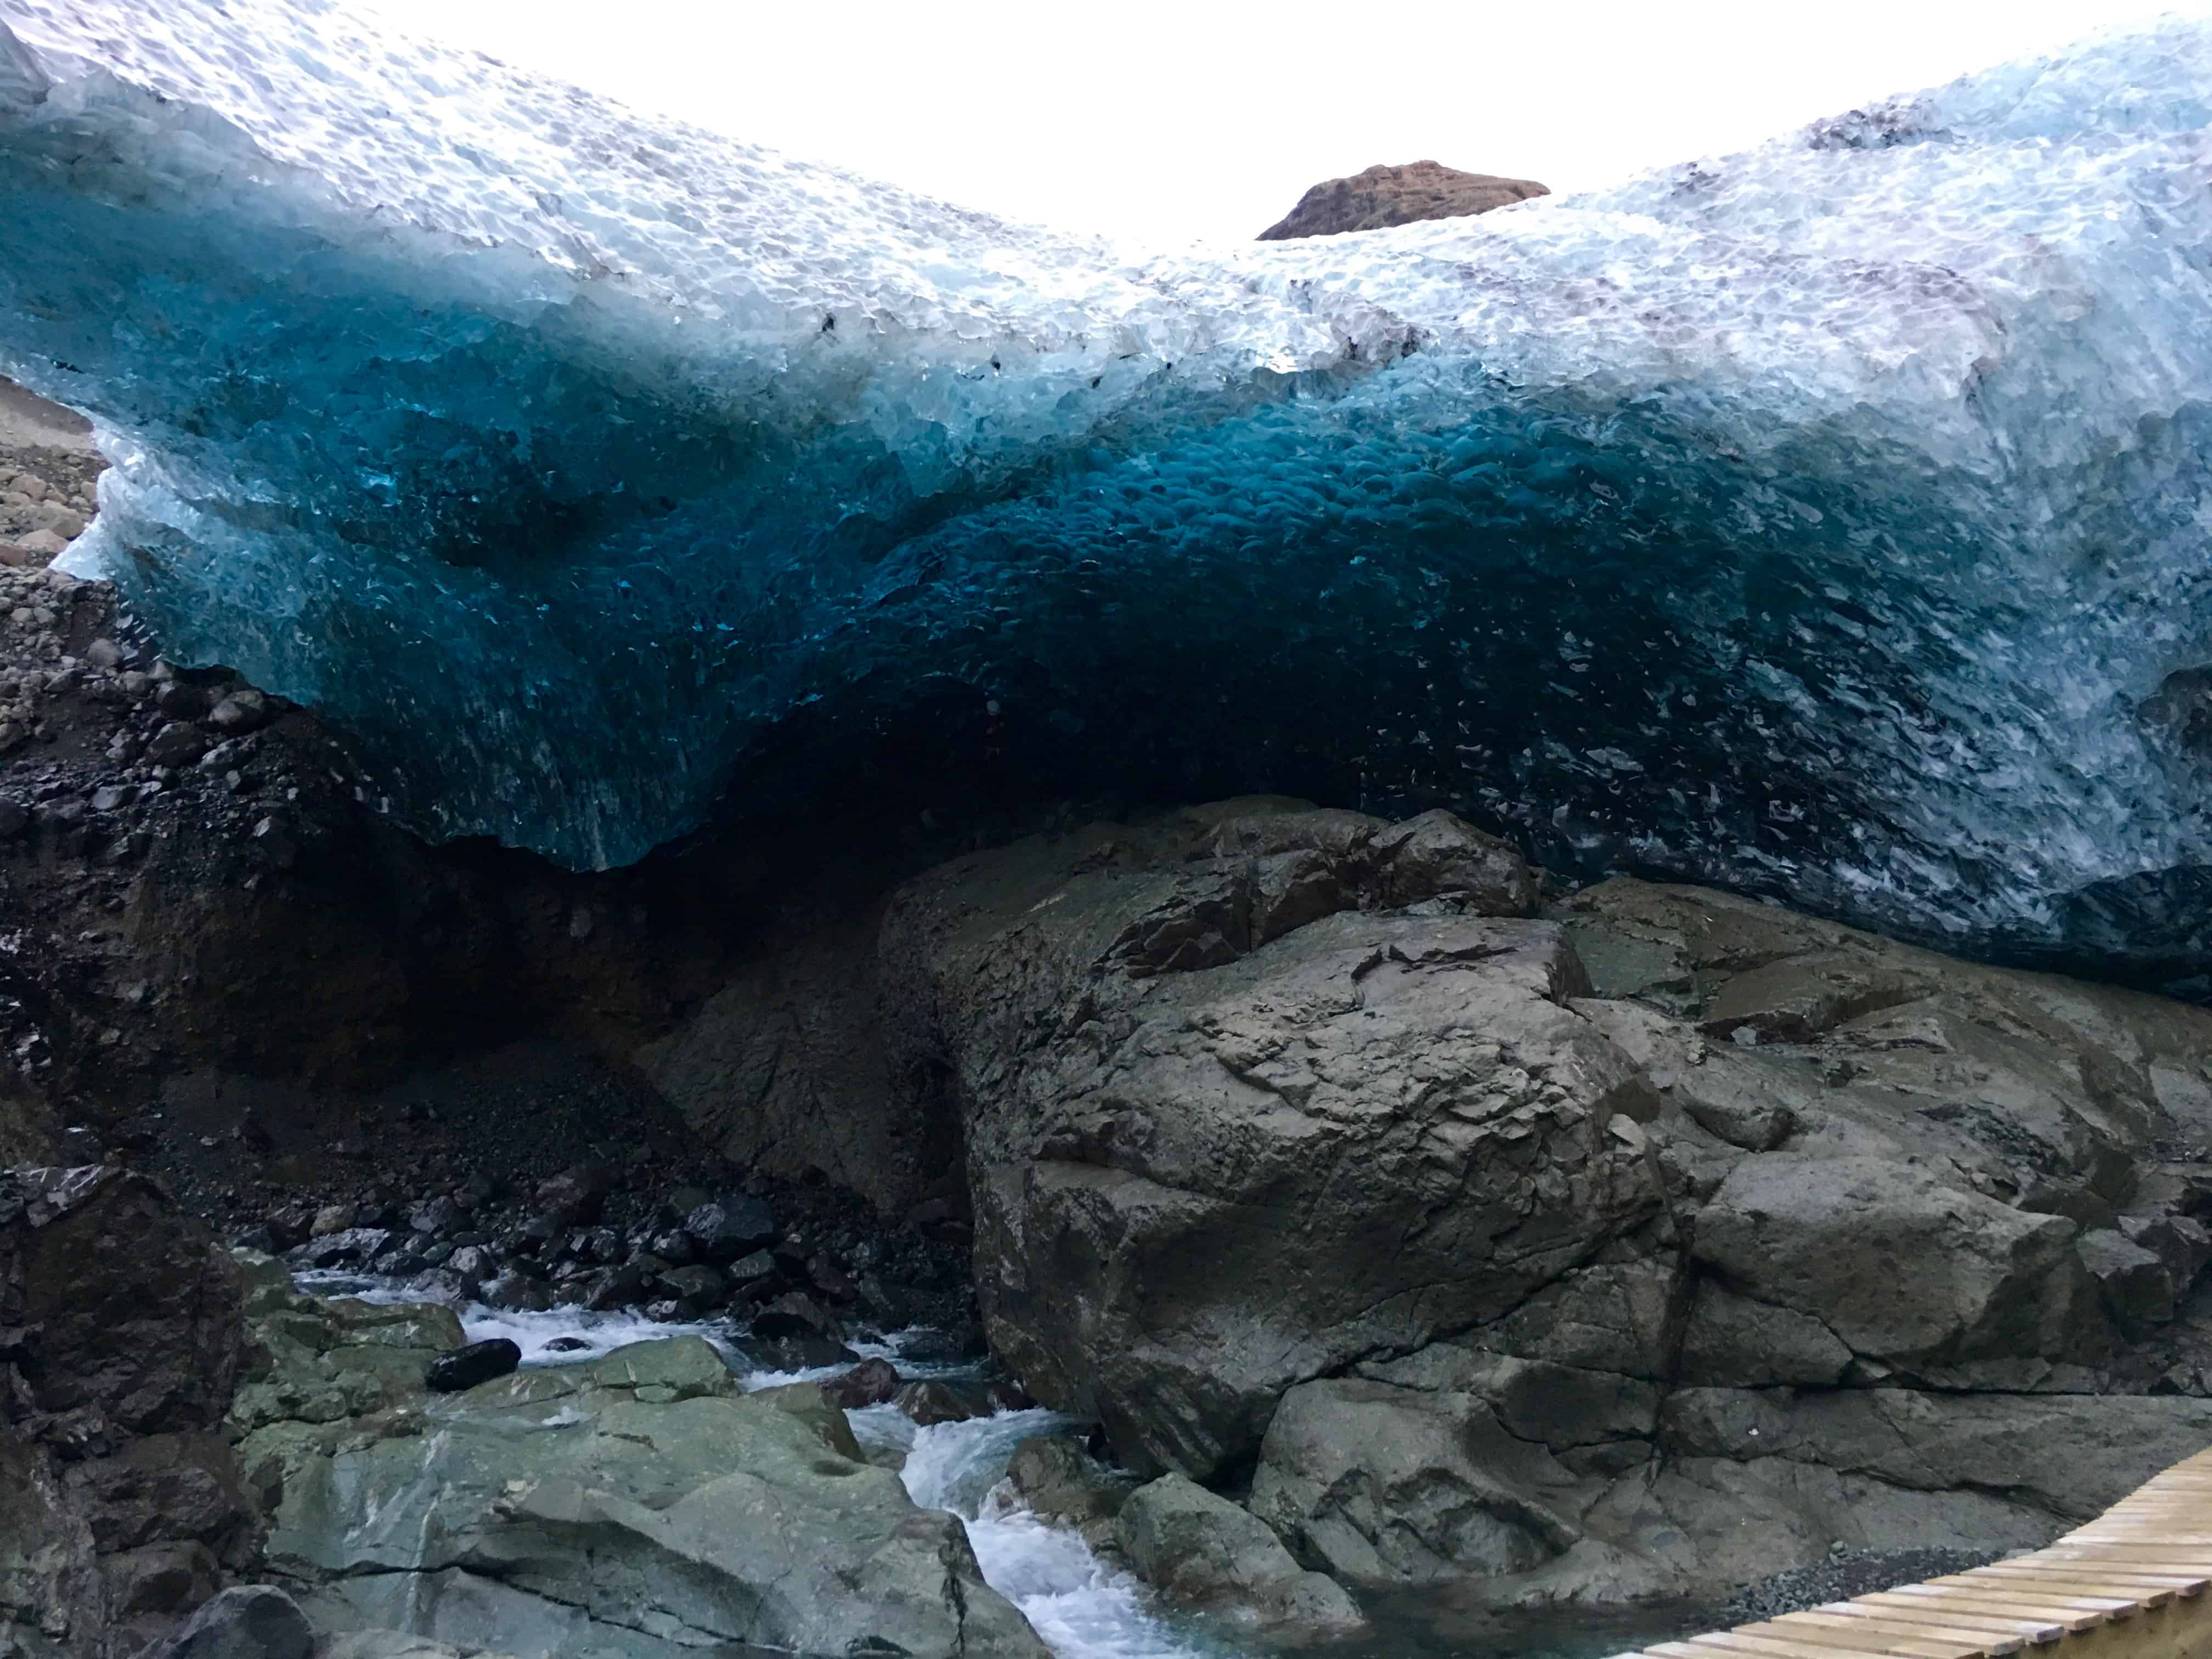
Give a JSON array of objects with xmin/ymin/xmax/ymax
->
[{"xmin": 5, "ymin": 2, "xmax": 2212, "ymax": 964}]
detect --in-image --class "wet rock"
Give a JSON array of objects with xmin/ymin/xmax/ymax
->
[
  {"xmin": 424, "ymin": 1339, "xmax": 522, "ymax": 1393},
  {"xmin": 307, "ymin": 1204, "xmax": 356, "ymax": 1238},
  {"xmin": 893, "ymin": 1380, "xmax": 978, "ymax": 1427},
  {"xmin": 242, "ymin": 1346, "xmax": 1043, "ymax": 1658},
  {"xmin": 685, "ymin": 1196, "xmax": 776, "ymax": 1262},
  {"xmin": 140, "ymin": 1583, "xmax": 313, "ymax": 1659},
  {"xmin": 1115, "ymin": 1472, "xmax": 1364, "ymax": 1633},
  {"xmin": 748, "ymin": 1333, "xmax": 860, "ymax": 1370},
  {"xmin": 287, "ymin": 1228, "xmax": 391, "ymax": 1270},
  {"xmin": 443, "ymin": 1244, "xmax": 497, "ymax": 1283},
  {"xmin": 657, "ymin": 1263, "xmax": 727, "ymax": 1310},
  {"xmin": 582, "ymin": 1263, "xmax": 653, "ymax": 1311},
  {"xmin": 479, "ymin": 1269, "xmax": 553, "ymax": 1313},
  {"xmin": 1005, "ymin": 1435, "xmax": 1127, "ymax": 1528},
  {"xmin": 752, "ymin": 1290, "xmax": 840, "ymax": 1342},
  {"xmin": 822, "ymin": 1357, "xmax": 900, "ymax": 1409}
]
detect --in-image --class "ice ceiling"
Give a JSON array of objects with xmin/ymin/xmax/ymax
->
[{"xmin": 4, "ymin": 0, "xmax": 2212, "ymax": 970}]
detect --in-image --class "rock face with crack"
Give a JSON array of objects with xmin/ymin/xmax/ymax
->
[
  {"xmin": 883, "ymin": 800, "xmax": 1653, "ymax": 1482},
  {"xmin": 881, "ymin": 799, "xmax": 2212, "ymax": 1602},
  {"xmin": 228, "ymin": 1273, "xmax": 1046, "ymax": 1659}
]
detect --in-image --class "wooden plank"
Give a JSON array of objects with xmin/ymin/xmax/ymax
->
[
  {"xmin": 1842, "ymin": 1594, "xmax": 2064, "ymax": 1642},
  {"xmin": 1917, "ymin": 1579, "xmax": 2141, "ymax": 1616},
  {"xmin": 1945, "ymin": 1572, "xmax": 2170, "ymax": 1609},
  {"xmin": 2052, "ymin": 1539, "xmax": 2212, "ymax": 1557},
  {"xmin": 1656, "ymin": 1634, "xmax": 1886, "ymax": 1659},
  {"xmin": 1751, "ymin": 1616, "xmax": 1988, "ymax": 1658},
  {"xmin": 1684, "ymin": 1629, "xmax": 1954, "ymax": 1659},
  {"xmin": 1965, "ymin": 1565, "xmax": 2198, "ymax": 1602},
  {"xmin": 1870, "ymin": 1589, "xmax": 2107, "ymax": 1633},
  {"xmin": 2028, "ymin": 1550, "xmax": 2212, "ymax": 1577},
  {"xmin": 1767, "ymin": 1607, "xmax": 2019, "ymax": 1654}
]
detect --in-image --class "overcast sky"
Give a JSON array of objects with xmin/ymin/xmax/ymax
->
[{"xmin": 358, "ymin": 0, "xmax": 2201, "ymax": 247}]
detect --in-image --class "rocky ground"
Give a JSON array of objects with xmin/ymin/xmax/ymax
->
[{"xmin": 0, "ymin": 392, "xmax": 980, "ymax": 1367}]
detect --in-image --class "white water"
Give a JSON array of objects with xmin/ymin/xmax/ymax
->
[
  {"xmin": 853, "ymin": 1402, "xmax": 1210, "ymax": 1659},
  {"xmin": 296, "ymin": 1271, "xmax": 1211, "ymax": 1659},
  {"xmin": 294, "ymin": 1267, "xmax": 963, "ymax": 1376}
]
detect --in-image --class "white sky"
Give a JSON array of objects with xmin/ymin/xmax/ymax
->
[{"xmin": 357, "ymin": 0, "xmax": 2205, "ymax": 247}]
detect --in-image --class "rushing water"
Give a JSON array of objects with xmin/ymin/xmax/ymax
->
[
  {"xmin": 295, "ymin": 1274, "xmax": 1701, "ymax": 1659},
  {"xmin": 853, "ymin": 1402, "xmax": 1208, "ymax": 1659}
]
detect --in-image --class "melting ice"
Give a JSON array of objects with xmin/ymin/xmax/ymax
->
[{"xmin": 5, "ymin": 1, "xmax": 2212, "ymax": 964}]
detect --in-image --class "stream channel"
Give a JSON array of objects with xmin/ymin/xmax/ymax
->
[{"xmin": 301, "ymin": 1274, "xmax": 1711, "ymax": 1659}]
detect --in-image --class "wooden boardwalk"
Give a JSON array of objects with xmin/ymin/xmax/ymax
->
[{"xmin": 1610, "ymin": 1450, "xmax": 2212, "ymax": 1659}]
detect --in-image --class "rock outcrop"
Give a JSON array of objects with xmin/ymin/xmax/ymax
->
[
  {"xmin": 881, "ymin": 799, "xmax": 2212, "ymax": 1604},
  {"xmin": 0, "ymin": 1165, "xmax": 261, "ymax": 1657},
  {"xmin": 882, "ymin": 801, "xmax": 1641, "ymax": 1482},
  {"xmin": 228, "ymin": 1265, "xmax": 1046, "ymax": 1659},
  {"xmin": 1256, "ymin": 160, "xmax": 1548, "ymax": 239}
]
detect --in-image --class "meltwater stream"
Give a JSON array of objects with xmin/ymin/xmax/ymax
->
[
  {"xmin": 303, "ymin": 1274, "xmax": 1211, "ymax": 1659},
  {"xmin": 853, "ymin": 1404, "xmax": 1203, "ymax": 1659},
  {"xmin": 296, "ymin": 1276, "xmax": 1699, "ymax": 1659}
]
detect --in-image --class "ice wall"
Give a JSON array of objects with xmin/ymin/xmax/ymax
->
[{"xmin": 3, "ymin": 0, "xmax": 2212, "ymax": 968}]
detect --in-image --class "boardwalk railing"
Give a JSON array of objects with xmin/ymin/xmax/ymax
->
[{"xmin": 1611, "ymin": 1451, "xmax": 2212, "ymax": 1659}]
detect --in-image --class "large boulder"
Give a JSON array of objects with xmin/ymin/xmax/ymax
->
[
  {"xmin": 883, "ymin": 801, "xmax": 1656, "ymax": 1480},
  {"xmin": 1256, "ymin": 160, "xmax": 1548, "ymax": 239},
  {"xmin": 879, "ymin": 805, "xmax": 2212, "ymax": 1605},
  {"xmin": 242, "ymin": 1333, "xmax": 1046, "ymax": 1659}
]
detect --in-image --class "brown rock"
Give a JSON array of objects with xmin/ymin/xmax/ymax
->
[
  {"xmin": 1257, "ymin": 159, "xmax": 1548, "ymax": 240},
  {"xmin": 821, "ymin": 1356, "xmax": 900, "ymax": 1409},
  {"xmin": 893, "ymin": 1380, "xmax": 979, "ymax": 1427}
]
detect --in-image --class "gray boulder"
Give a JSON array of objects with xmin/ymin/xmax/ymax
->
[
  {"xmin": 882, "ymin": 800, "xmax": 1654, "ymax": 1480},
  {"xmin": 1114, "ymin": 1473, "xmax": 1363, "ymax": 1634},
  {"xmin": 243, "ymin": 1333, "xmax": 1044, "ymax": 1659},
  {"xmin": 873, "ymin": 806, "xmax": 2212, "ymax": 1606}
]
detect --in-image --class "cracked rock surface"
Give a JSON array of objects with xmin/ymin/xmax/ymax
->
[{"xmin": 878, "ymin": 798, "xmax": 2212, "ymax": 1605}]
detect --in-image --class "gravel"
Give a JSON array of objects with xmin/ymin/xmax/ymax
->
[{"xmin": 1719, "ymin": 1545, "xmax": 2013, "ymax": 1624}]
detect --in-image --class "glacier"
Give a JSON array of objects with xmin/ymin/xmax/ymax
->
[{"xmin": 3, "ymin": 1, "xmax": 2212, "ymax": 968}]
